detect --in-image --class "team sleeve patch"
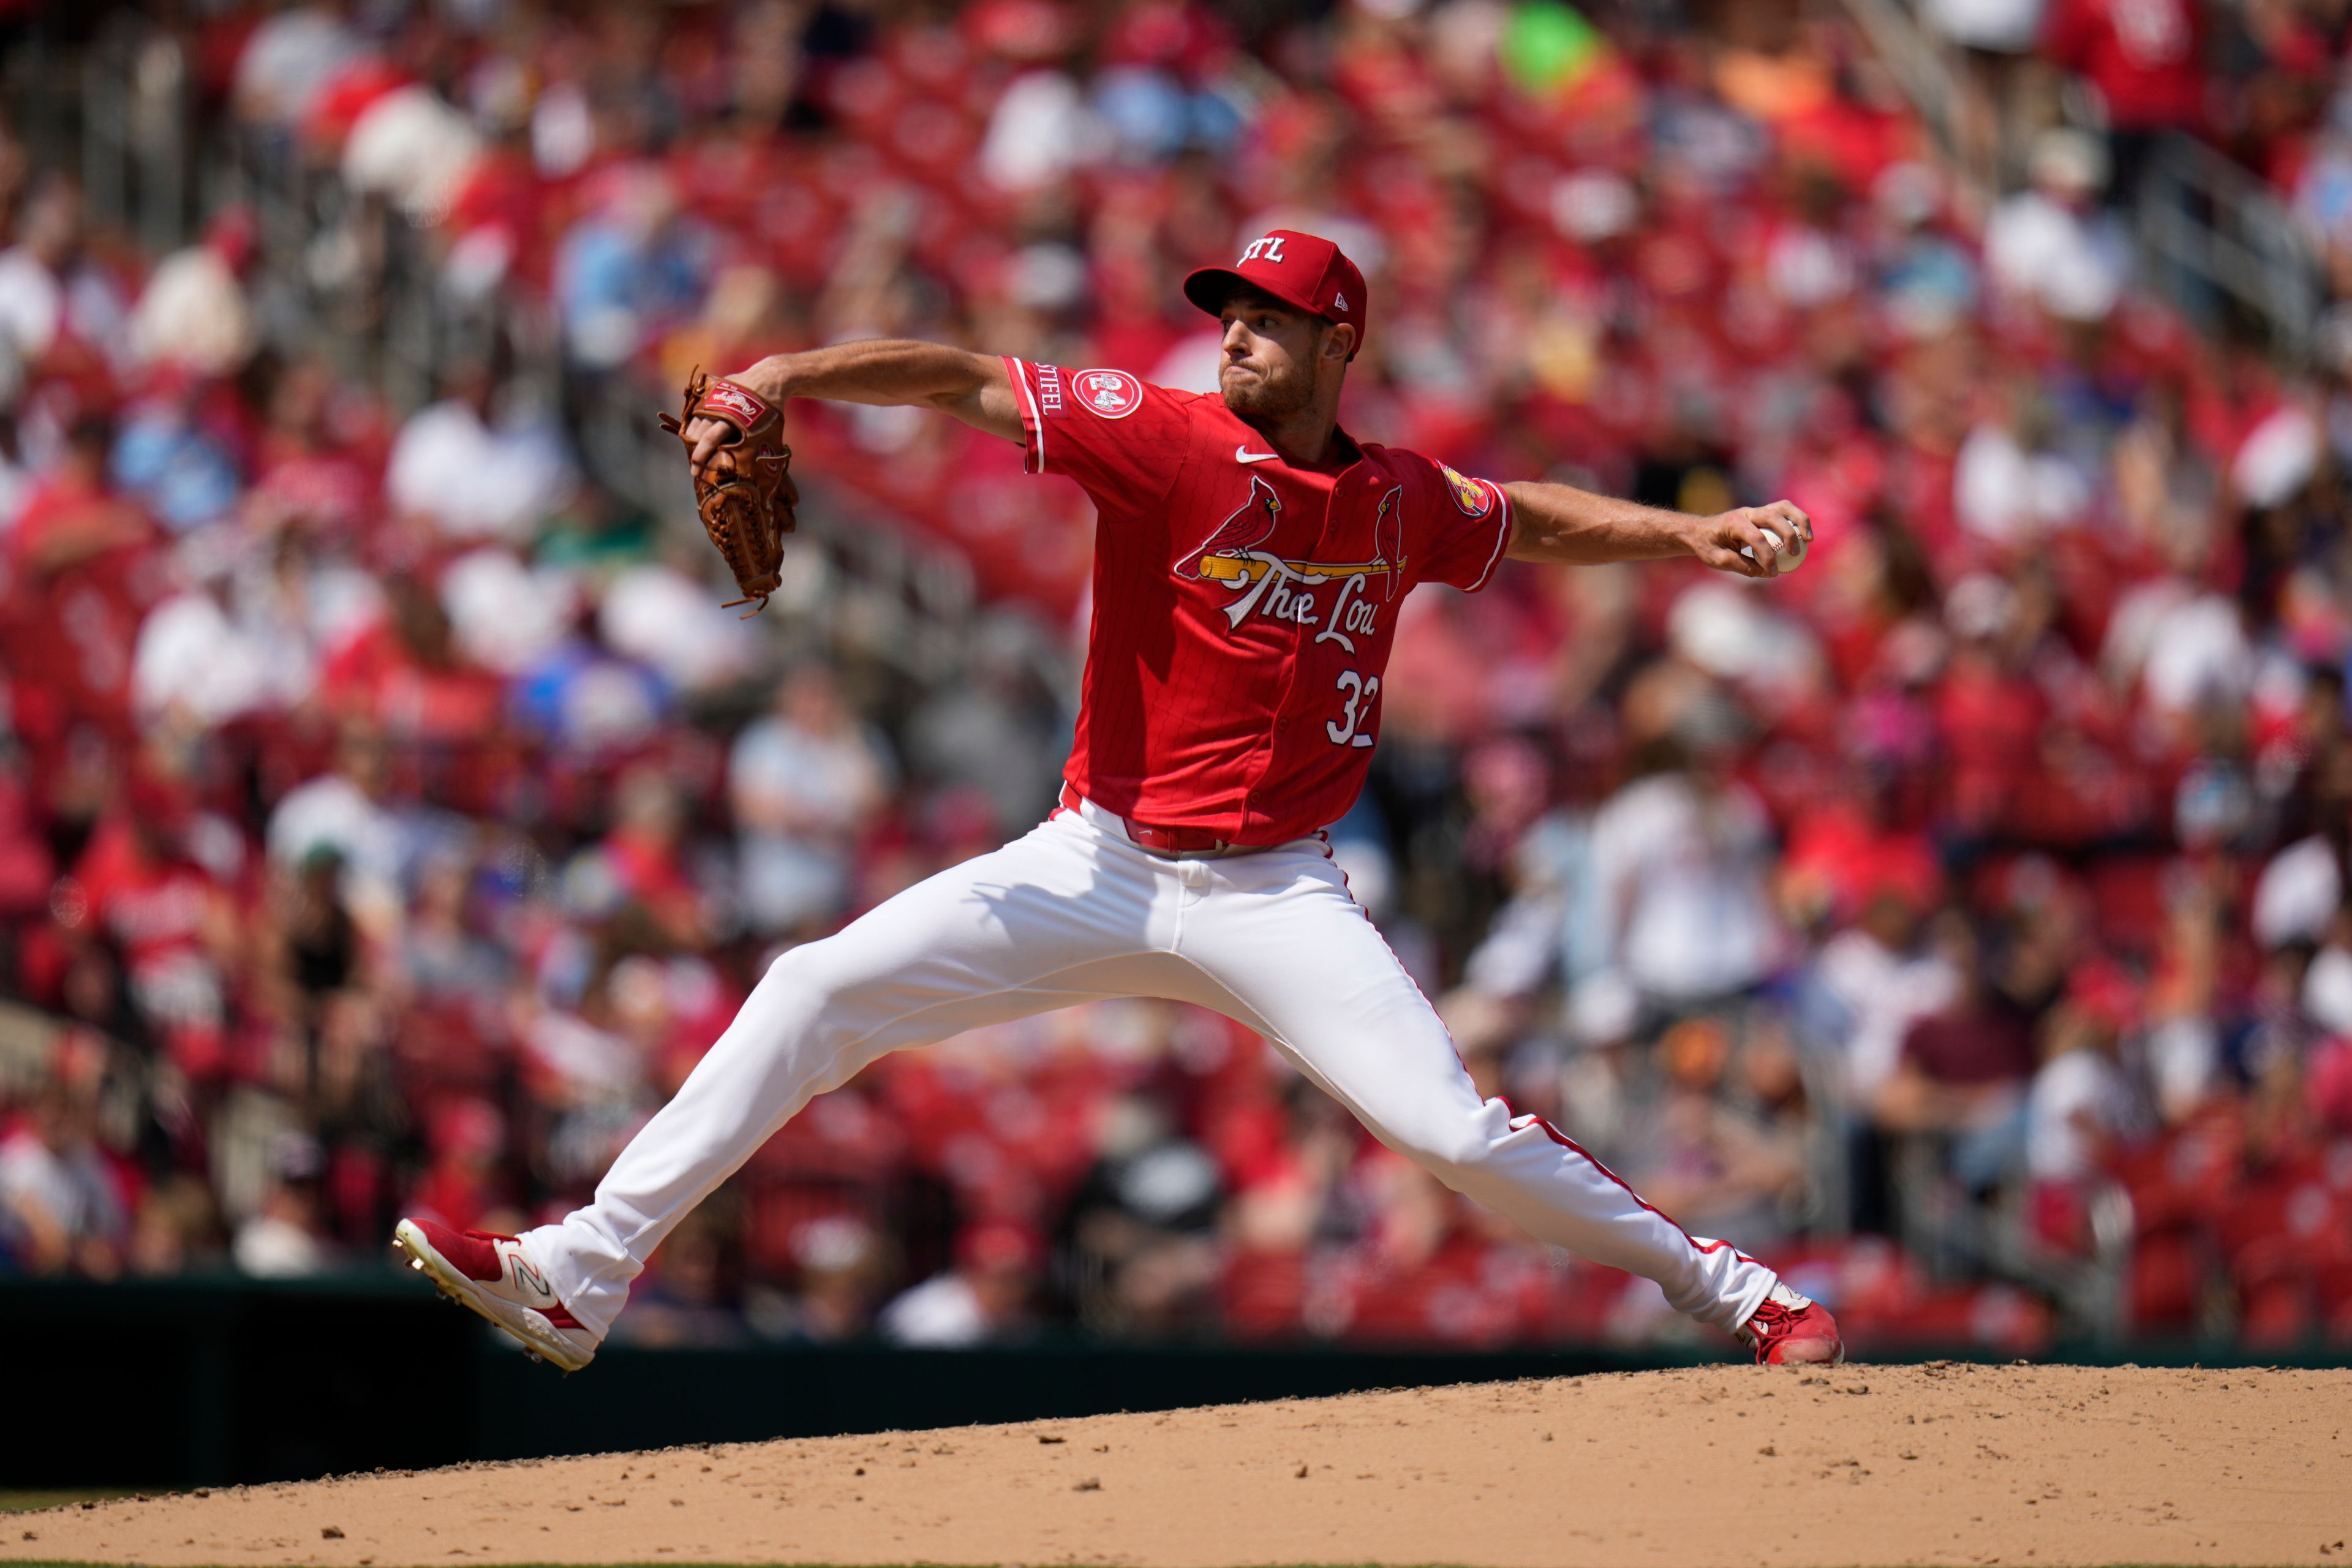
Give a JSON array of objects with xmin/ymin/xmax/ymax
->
[
  {"xmin": 1071, "ymin": 368, "xmax": 1145, "ymax": 419},
  {"xmin": 1439, "ymin": 462, "xmax": 1494, "ymax": 518}
]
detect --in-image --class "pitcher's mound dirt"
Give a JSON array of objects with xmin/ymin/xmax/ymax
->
[{"xmin": 6, "ymin": 1363, "xmax": 2348, "ymax": 1567}]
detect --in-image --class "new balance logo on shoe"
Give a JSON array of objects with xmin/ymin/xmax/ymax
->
[{"xmin": 508, "ymin": 1254, "xmax": 554, "ymax": 1301}]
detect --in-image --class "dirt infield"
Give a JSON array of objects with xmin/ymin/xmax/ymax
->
[{"xmin": 4, "ymin": 1363, "xmax": 2346, "ymax": 1567}]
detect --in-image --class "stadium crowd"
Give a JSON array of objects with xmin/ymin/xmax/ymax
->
[{"xmin": 4, "ymin": 0, "xmax": 2352, "ymax": 1355}]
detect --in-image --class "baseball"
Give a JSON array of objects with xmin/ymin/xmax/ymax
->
[{"xmin": 1746, "ymin": 526, "xmax": 1807, "ymax": 574}]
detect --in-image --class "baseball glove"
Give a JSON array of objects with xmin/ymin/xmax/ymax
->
[{"xmin": 658, "ymin": 369, "xmax": 799, "ymax": 616}]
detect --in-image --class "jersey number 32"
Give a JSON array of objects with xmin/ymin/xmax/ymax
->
[{"xmin": 1328, "ymin": 670, "xmax": 1379, "ymax": 748}]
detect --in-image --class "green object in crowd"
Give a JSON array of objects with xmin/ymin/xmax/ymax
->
[{"xmin": 1501, "ymin": 1, "xmax": 1609, "ymax": 98}]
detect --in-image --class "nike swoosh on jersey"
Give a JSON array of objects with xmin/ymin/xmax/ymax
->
[{"xmin": 1235, "ymin": 446, "xmax": 1280, "ymax": 464}]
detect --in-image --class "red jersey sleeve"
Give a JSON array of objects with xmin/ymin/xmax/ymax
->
[
  {"xmin": 1003, "ymin": 358, "xmax": 1196, "ymax": 519},
  {"xmin": 1403, "ymin": 453, "xmax": 1514, "ymax": 593}
]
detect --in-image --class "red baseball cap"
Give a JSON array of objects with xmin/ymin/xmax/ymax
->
[{"xmin": 1183, "ymin": 228, "xmax": 1368, "ymax": 359}]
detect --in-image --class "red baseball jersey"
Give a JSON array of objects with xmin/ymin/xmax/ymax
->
[{"xmin": 1006, "ymin": 359, "xmax": 1514, "ymax": 845}]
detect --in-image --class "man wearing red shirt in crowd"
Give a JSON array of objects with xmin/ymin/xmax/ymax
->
[
  {"xmin": 0, "ymin": 414, "xmax": 158, "ymax": 767},
  {"xmin": 2045, "ymin": 0, "xmax": 2206, "ymax": 132},
  {"xmin": 2045, "ymin": 0, "xmax": 2207, "ymax": 197},
  {"xmin": 63, "ymin": 775, "xmax": 236, "ymax": 1079},
  {"xmin": 396, "ymin": 230, "xmax": 1841, "ymax": 1371}
]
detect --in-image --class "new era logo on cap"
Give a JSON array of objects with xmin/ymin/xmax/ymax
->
[{"xmin": 1182, "ymin": 228, "xmax": 1368, "ymax": 359}]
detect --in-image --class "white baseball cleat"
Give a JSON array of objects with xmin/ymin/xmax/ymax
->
[{"xmin": 392, "ymin": 1216, "xmax": 599, "ymax": 1373}]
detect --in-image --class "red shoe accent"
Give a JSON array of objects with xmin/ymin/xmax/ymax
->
[
  {"xmin": 411, "ymin": 1217, "xmax": 508, "ymax": 1282},
  {"xmin": 543, "ymin": 1302, "xmax": 586, "ymax": 1330},
  {"xmin": 1743, "ymin": 1296, "xmax": 1845, "ymax": 1365}
]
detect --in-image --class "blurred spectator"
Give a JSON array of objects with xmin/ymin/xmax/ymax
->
[
  {"xmin": 1062, "ymin": 1094, "xmax": 1224, "ymax": 1337},
  {"xmin": 878, "ymin": 1219, "xmax": 1041, "ymax": 1347},
  {"xmin": 231, "ymin": 1131, "xmax": 340, "ymax": 1278},
  {"xmin": 1983, "ymin": 129, "xmax": 2132, "ymax": 322},
  {"xmin": 731, "ymin": 665, "xmax": 896, "ymax": 936},
  {"xmin": 126, "ymin": 210, "xmax": 259, "ymax": 379},
  {"xmin": 126, "ymin": 1174, "xmax": 227, "ymax": 1276},
  {"xmin": 0, "ymin": 175, "xmax": 126, "ymax": 366},
  {"xmin": 2042, "ymin": 0, "xmax": 2206, "ymax": 183},
  {"xmin": 904, "ymin": 616, "xmax": 1066, "ymax": 835},
  {"xmin": 1815, "ymin": 861, "xmax": 1958, "ymax": 1107},
  {"xmin": 67, "ymin": 771, "xmax": 238, "ymax": 1078},
  {"xmin": 0, "ymin": 1077, "xmax": 127, "ymax": 1276},
  {"xmin": 266, "ymin": 728, "xmax": 405, "ymax": 939},
  {"xmin": 2023, "ymin": 974, "xmax": 2143, "ymax": 1250},
  {"xmin": 748, "ymin": 1214, "xmax": 892, "ymax": 1343},
  {"xmin": 1875, "ymin": 913, "xmax": 2042, "ymax": 1190},
  {"xmin": 568, "ymin": 767, "xmax": 714, "ymax": 952},
  {"xmin": 555, "ymin": 168, "xmax": 713, "ymax": 371},
  {"xmin": 386, "ymin": 361, "xmax": 576, "ymax": 545},
  {"xmin": 1588, "ymin": 725, "xmax": 1784, "ymax": 1011},
  {"xmin": 1619, "ymin": 1016, "xmax": 1811, "ymax": 1250}
]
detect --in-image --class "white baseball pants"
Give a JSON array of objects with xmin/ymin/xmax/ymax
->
[{"xmin": 525, "ymin": 801, "xmax": 1781, "ymax": 1340}]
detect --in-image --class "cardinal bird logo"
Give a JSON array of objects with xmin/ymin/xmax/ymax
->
[
  {"xmin": 1370, "ymin": 483, "xmax": 1404, "ymax": 602},
  {"xmin": 1181, "ymin": 476, "xmax": 1284, "ymax": 583},
  {"xmin": 1182, "ymin": 478, "xmax": 1408, "ymax": 638}
]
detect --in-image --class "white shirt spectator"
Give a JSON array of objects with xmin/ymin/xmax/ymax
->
[
  {"xmin": 1954, "ymin": 421, "xmax": 2091, "ymax": 545},
  {"xmin": 730, "ymin": 709, "xmax": 895, "ymax": 843},
  {"xmin": 980, "ymin": 70, "xmax": 1100, "ymax": 192},
  {"xmin": 1984, "ymin": 190, "xmax": 2130, "ymax": 322},
  {"xmin": 522, "ymin": 1006, "xmax": 645, "ymax": 1104},
  {"xmin": 2252, "ymin": 835, "xmax": 2341, "ymax": 951},
  {"xmin": 439, "ymin": 547, "xmax": 577, "ymax": 676},
  {"xmin": 598, "ymin": 563, "xmax": 760, "ymax": 692},
  {"xmin": 2143, "ymin": 593, "xmax": 2253, "ymax": 717},
  {"xmin": 1816, "ymin": 926, "xmax": 1961, "ymax": 1101},
  {"xmin": 2026, "ymin": 1048, "xmax": 2131, "ymax": 1182},
  {"xmin": 0, "ymin": 1125, "xmax": 124, "ymax": 1251},
  {"xmin": 232, "ymin": 1210, "xmax": 332, "ymax": 1277},
  {"xmin": 129, "ymin": 246, "xmax": 255, "ymax": 376},
  {"xmin": 730, "ymin": 698, "xmax": 895, "ymax": 933},
  {"xmin": 386, "ymin": 396, "xmax": 575, "ymax": 543},
  {"xmin": 0, "ymin": 245, "xmax": 63, "ymax": 360},
  {"xmin": 1926, "ymin": 0, "xmax": 2045, "ymax": 51},
  {"xmin": 343, "ymin": 86, "xmax": 482, "ymax": 224},
  {"xmin": 2142, "ymin": 1013, "xmax": 2220, "ymax": 1125},
  {"xmin": 2304, "ymin": 942, "xmax": 2352, "ymax": 1035},
  {"xmin": 233, "ymin": 6, "xmax": 360, "ymax": 126},
  {"xmin": 877, "ymin": 1271, "xmax": 989, "ymax": 1346},
  {"xmin": 133, "ymin": 589, "xmax": 289, "ymax": 726},
  {"xmin": 2232, "ymin": 402, "xmax": 2322, "ymax": 508},
  {"xmin": 1589, "ymin": 772, "xmax": 1781, "ymax": 1003}
]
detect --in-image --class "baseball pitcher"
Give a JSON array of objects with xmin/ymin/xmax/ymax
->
[{"xmin": 394, "ymin": 230, "xmax": 1840, "ymax": 1369}]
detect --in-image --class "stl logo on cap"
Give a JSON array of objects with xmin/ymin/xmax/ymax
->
[
  {"xmin": 1075, "ymin": 368, "xmax": 1144, "ymax": 419},
  {"xmin": 1238, "ymin": 235, "xmax": 1288, "ymax": 265}
]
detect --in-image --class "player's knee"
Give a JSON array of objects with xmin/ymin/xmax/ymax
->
[
  {"xmin": 763, "ymin": 940, "xmax": 853, "ymax": 1009},
  {"xmin": 1389, "ymin": 1111, "xmax": 1495, "ymax": 1180}
]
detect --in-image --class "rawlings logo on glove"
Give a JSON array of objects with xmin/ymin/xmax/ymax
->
[{"xmin": 658, "ymin": 369, "xmax": 799, "ymax": 616}]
